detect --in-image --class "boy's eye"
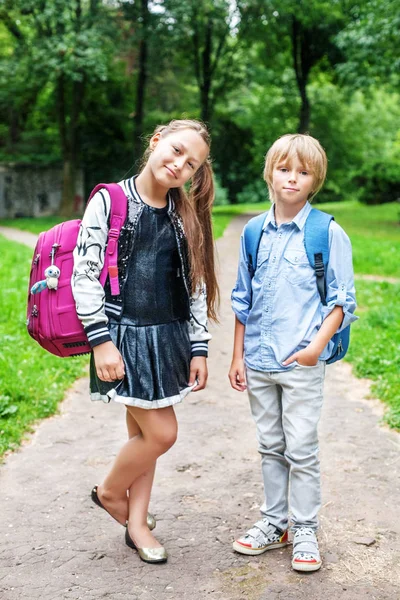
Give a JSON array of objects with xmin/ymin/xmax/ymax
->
[
  {"xmin": 300, "ymin": 171, "xmax": 309, "ymax": 176},
  {"xmin": 279, "ymin": 168, "xmax": 288, "ymax": 172},
  {"xmin": 173, "ymin": 146, "xmax": 180, "ymax": 153},
  {"xmin": 188, "ymin": 162, "xmax": 194, "ymax": 169}
]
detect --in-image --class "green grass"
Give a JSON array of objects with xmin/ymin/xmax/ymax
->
[
  {"xmin": 316, "ymin": 201, "xmax": 400, "ymax": 278},
  {"xmin": 0, "ymin": 199, "xmax": 399, "ymax": 457},
  {"xmin": 0, "ymin": 235, "xmax": 87, "ymax": 457},
  {"xmin": 347, "ymin": 280, "xmax": 400, "ymax": 429},
  {"xmin": 213, "ymin": 200, "xmax": 400, "ymax": 278},
  {"xmin": 213, "ymin": 200, "xmax": 400, "ymax": 430},
  {"xmin": 6, "ymin": 201, "xmax": 399, "ymax": 277},
  {"xmin": 212, "ymin": 204, "xmax": 262, "ymax": 239},
  {"xmin": 0, "ymin": 216, "xmax": 66, "ymax": 235}
]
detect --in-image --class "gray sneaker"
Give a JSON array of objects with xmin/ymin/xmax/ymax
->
[
  {"xmin": 292, "ymin": 527, "xmax": 321, "ymax": 572},
  {"xmin": 233, "ymin": 519, "xmax": 289, "ymax": 556}
]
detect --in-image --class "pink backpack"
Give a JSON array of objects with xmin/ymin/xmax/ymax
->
[{"xmin": 26, "ymin": 183, "xmax": 127, "ymax": 357}]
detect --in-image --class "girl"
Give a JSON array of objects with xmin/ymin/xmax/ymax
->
[{"xmin": 72, "ymin": 119, "xmax": 219, "ymax": 564}]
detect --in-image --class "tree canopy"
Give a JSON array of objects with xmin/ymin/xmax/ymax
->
[{"xmin": 1, "ymin": 0, "xmax": 399, "ymax": 210}]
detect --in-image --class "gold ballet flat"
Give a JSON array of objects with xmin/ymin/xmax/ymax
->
[
  {"xmin": 147, "ymin": 513, "xmax": 156, "ymax": 531},
  {"xmin": 91, "ymin": 485, "xmax": 156, "ymax": 530},
  {"xmin": 125, "ymin": 528, "xmax": 168, "ymax": 564}
]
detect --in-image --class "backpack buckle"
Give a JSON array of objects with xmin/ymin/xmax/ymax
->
[
  {"xmin": 108, "ymin": 227, "xmax": 119, "ymax": 238},
  {"xmin": 314, "ymin": 253, "xmax": 324, "ymax": 277}
]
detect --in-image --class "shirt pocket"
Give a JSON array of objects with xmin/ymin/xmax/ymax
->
[
  {"xmin": 282, "ymin": 248, "xmax": 314, "ymax": 286},
  {"xmin": 257, "ymin": 247, "xmax": 270, "ymax": 268}
]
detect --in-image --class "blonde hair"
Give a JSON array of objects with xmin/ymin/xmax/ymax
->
[
  {"xmin": 263, "ymin": 134, "xmax": 327, "ymax": 202},
  {"xmin": 141, "ymin": 119, "xmax": 219, "ymax": 322}
]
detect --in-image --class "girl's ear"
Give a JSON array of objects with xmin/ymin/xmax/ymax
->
[{"xmin": 150, "ymin": 132, "xmax": 162, "ymax": 150}]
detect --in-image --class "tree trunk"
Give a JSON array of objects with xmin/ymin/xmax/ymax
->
[
  {"xmin": 298, "ymin": 82, "xmax": 310, "ymax": 133},
  {"xmin": 200, "ymin": 18, "xmax": 212, "ymax": 123},
  {"xmin": 291, "ymin": 17, "xmax": 311, "ymax": 133},
  {"xmin": 133, "ymin": 0, "xmax": 149, "ymax": 165},
  {"xmin": 58, "ymin": 75, "xmax": 85, "ymax": 217},
  {"xmin": 59, "ymin": 158, "xmax": 77, "ymax": 217}
]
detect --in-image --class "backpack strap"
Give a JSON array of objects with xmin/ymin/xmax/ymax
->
[
  {"xmin": 88, "ymin": 183, "xmax": 128, "ymax": 296},
  {"xmin": 304, "ymin": 208, "xmax": 334, "ymax": 306},
  {"xmin": 243, "ymin": 212, "xmax": 268, "ymax": 277}
]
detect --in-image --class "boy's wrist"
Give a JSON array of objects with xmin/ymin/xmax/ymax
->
[{"xmin": 307, "ymin": 341, "xmax": 322, "ymax": 359}]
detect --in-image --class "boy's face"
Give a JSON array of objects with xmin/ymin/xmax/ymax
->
[
  {"xmin": 271, "ymin": 155, "xmax": 315, "ymax": 208},
  {"xmin": 148, "ymin": 129, "xmax": 209, "ymax": 189}
]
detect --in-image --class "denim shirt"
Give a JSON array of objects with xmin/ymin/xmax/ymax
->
[{"xmin": 231, "ymin": 202, "xmax": 358, "ymax": 372}]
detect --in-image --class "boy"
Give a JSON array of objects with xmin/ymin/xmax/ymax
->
[{"xmin": 229, "ymin": 134, "xmax": 357, "ymax": 572}]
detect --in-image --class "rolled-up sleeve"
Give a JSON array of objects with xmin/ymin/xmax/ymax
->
[
  {"xmin": 231, "ymin": 232, "xmax": 252, "ymax": 325},
  {"xmin": 321, "ymin": 221, "xmax": 358, "ymax": 332}
]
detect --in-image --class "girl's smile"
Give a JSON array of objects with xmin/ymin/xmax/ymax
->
[{"xmin": 150, "ymin": 129, "xmax": 209, "ymax": 189}]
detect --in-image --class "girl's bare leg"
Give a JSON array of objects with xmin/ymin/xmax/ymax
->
[
  {"xmin": 96, "ymin": 405, "xmax": 177, "ymax": 545},
  {"xmin": 126, "ymin": 410, "xmax": 156, "ymax": 531}
]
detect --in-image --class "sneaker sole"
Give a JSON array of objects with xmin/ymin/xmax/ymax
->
[
  {"xmin": 233, "ymin": 540, "xmax": 289, "ymax": 556},
  {"xmin": 292, "ymin": 559, "xmax": 322, "ymax": 572}
]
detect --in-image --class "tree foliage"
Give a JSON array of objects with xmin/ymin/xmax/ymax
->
[{"xmin": 0, "ymin": 0, "xmax": 399, "ymax": 208}]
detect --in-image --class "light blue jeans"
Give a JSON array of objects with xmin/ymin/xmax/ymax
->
[{"xmin": 246, "ymin": 362, "xmax": 326, "ymax": 532}]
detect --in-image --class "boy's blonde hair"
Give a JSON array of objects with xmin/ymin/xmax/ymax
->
[{"xmin": 263, "ymin": 134, "xmax": 327, "ymax": 202}]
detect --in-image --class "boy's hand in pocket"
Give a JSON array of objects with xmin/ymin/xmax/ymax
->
[{"xmin": 282, "ymin": 346, "xmax": 319, "ymax": 367}]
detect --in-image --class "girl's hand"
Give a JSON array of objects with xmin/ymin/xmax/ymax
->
[
  {"xmin": 93, "ymin": 341, "xmax": 125, "ymax": 382},
  {"xmin": 282, "ymin": 346, "xmax": 319, "ymax": 367},
  {"xmin": 189, "ymin": 356, "xmax": 208, "ymax": 391},
  {"xmin": 229, "ymin": 358, "xmax": 247, "ymax": 391}
]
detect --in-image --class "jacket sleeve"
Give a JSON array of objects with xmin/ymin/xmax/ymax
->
[
  {"xmin": 321, "ymin": 221, "xmax": 358, "ymax": 331},
  {"xmin": 72, "ymin": 189, "xmax": 113, "ymax": 348},
  {"xmin": 231, "ymin": 230, "xmax": 252, "ymax": 325},
  {"xmin": 188, "ymin": 283, "xmax": 212, "ymax": 357}
]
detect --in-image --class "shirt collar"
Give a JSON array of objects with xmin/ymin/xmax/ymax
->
[{"xmin": 262, "ymin": 201, "xmax": 312, "ymax": 231}]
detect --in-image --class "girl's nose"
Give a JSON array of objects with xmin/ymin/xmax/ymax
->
[{"xmin": 173, "ymin": 160, "xmax": 183, "ymax": 171}]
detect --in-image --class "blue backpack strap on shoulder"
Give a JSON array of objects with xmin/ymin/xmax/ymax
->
[
  {"xmin": 243, "ymin": 212, "xmax": 268, "ymax": 277},
  {"xmin": 304, "ymin": 208, "xmax": 333, "ymax": 306},
  {"xmin": 304, "ymin": 207, "xmax": 350, "ymax": 364}
]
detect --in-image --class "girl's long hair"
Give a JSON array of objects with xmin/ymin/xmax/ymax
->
[{"xmin": 141, "ymin": 119, "xmax": 219, "ymax": 322}]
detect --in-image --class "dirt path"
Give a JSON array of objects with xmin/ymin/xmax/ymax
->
[
  {"xmin": 0, "ymin": 216, "xmax": 399, "ymax": 600},
  {"xmin": 355, "ymin": 274, "xmax": 400, "ymax": 284},
  {"xmin": 0, "ymin": 225, "xmax": 38, "ymax": 248}
]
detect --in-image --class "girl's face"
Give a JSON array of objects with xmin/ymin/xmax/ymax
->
[{"xmin": 148, "ymin": 129, "xmax": 209, "ymax": 189}]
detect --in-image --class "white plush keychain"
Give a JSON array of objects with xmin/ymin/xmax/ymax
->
[{"xmin": 31, "ymin": 265, "xmax": 61, "ymax": 294}]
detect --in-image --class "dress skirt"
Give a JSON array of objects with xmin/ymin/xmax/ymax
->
[{"xmin": 90, "ymin": 317, "xmax": 193, "ymax": 409}]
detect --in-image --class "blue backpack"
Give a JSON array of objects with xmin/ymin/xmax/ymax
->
[{"xmin": 243, "ymin": 208, "xmax": 350, "ymax": 364}]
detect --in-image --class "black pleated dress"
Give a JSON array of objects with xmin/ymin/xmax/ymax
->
[{"xmin": 89, "ymin": 201, "xmax": 193, "ymax": 409}]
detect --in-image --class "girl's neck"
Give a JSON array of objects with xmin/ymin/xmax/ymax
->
[{"xmin": 135, "ymin": 167, "xmax": 169, "ymax": 209}]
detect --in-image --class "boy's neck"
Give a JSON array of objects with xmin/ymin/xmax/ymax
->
[
  {"xmin": 274, "ymin": 200, "xmax": 308, "ymax": 226},
  {"xmin": 135, "ymin": 168, "xmax": 168, "ymax": 209}
]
